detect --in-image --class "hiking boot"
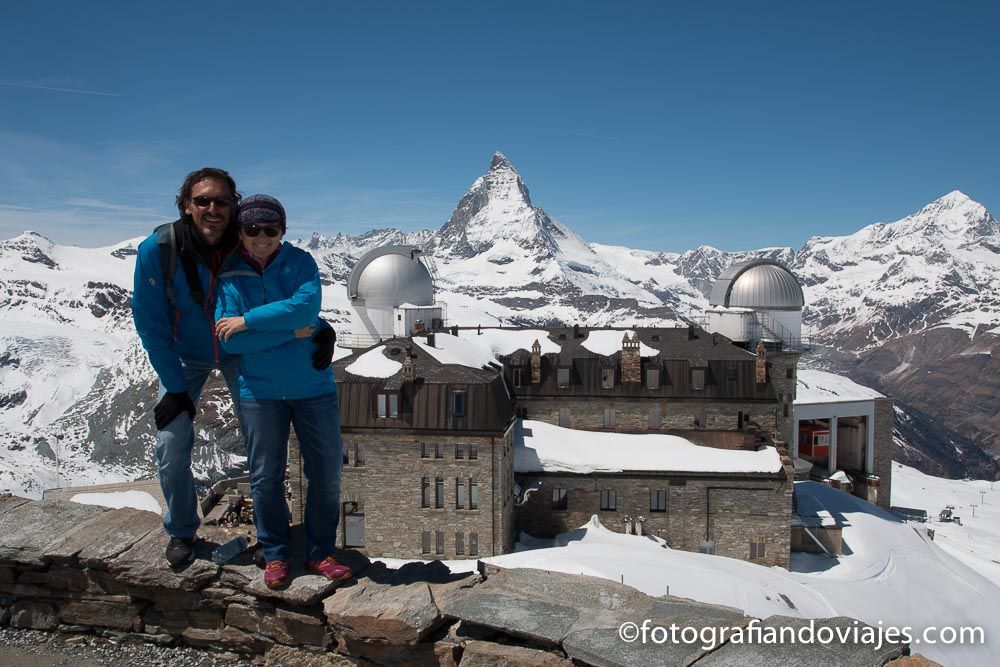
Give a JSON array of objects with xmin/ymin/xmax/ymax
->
[
  {"xmin": 264, "ymin": 560, "xmax": 290, "ymax": 589},
  {"xmin": 165, "ymin": 536, "xmax": 196, "ymax": 567},
  {"xmin": 305, "ymin": 556, "xmax": 352, "ymax": 582}
]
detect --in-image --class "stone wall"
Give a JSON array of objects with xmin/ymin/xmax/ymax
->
[
  {"xmin": 873, "ymin": 398, "xmax": 895, "ymax": 510},
  {"xmin": 521, "ymin": 398, "xmax": 778, "ymax": 434},
  {"xmin": 514, "ymin": 470, "xmax": 793, "ymax": 568},
  {"xmin": 0, "ymin": 495, "xmax": 911, "ymax": 666}
]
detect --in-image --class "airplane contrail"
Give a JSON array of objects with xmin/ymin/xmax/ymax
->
[{"xmin": 0, "ymin": 81, "xmax": 122, "ymax": 97}]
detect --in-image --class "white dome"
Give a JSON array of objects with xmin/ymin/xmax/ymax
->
[
  {"xmin": 709, "ymin": 260, "xmax": 804, "ymax": 311},
  {"xmin": 348, "ymin": 246, "xmax": 434, "ymax": 308}
]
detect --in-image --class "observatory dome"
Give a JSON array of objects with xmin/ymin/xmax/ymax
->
[
  {"xmin": 709, "ymin": 260, "xmax": 804, "ymax": 311},
  {"xmin": 348, "ymin": 245, "xmax": 434, "ymax": 308}
]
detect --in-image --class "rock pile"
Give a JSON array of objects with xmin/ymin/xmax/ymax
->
[{"xmin": 0, "ymin": 495, "xmax": 915, "ymax": 666}]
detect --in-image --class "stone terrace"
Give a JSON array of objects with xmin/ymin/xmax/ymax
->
[{"xmin": 0, "ymin": 495, "xmax": 917, "ymax": 666}]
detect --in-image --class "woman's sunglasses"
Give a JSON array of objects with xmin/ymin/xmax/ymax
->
[{"xmin": 243, "ymin": 223, "xmax": 282, "ymax": 238}]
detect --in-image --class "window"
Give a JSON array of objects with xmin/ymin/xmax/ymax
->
[
  {"xmin": 650, "ymin": 490, "xmax": 666, "ymax": 512},
  {"xmin": 559, "ymin": 407, "xmax": 571, "ymax": 427},
  {"xmin": 421, "ymin": 477, "xmax": 430, "ymax": 508},
  {"xmin": 452, "ymin": 391, "xmax": 466, "ymax": 418},
  {"xmin": 552, "ymin": 488, "xmax": 568, "ymax": 511},
  {"xmin": 750, "ymin": 537, "xmax": 766, "ymax": 559},
  {"xmin": 692, "ymin": 369, "xmax": 706, "ymax": 391},
  {"xmin": 649, "ymin": 405, "xmax": 661, "ymax": 429},
  {"xmin": 455, "ymin": 443, "xmax": 464, "ymax": 459},
  {"xmin": 343, "ymin": 447, "xmax": 349, "ymax": 465},
  {"xmin": 469, "ymin": 444, "xmax": 478, "ymax": 460},
  {"xmin": 603, "ymin": 407, "xmax": 616, "ymax": 428},
  {"xmin": 511, "ymin": 368, "xmax": 525, "ymax": 387},
  {"xmin": 456, "ymin": 477, "xmax": 466, "ymax": 508},
  {"xmin": 727, "ymin": 364, "xmax": 737, "ymax": 381},
  {"xmin": 784, "ymin": 403, "xmax": 789, "ymax": 418},
  {"xmin": 786, "ymin": 367, "xmax": 794, "ymax": 379},
  {"xmin": 421, "ymin": 531, "xmax": 431, "ymax": 554},
  {"xmin": 646, "ymin": 368, "xmax": 659, "ymax": 390},
  {"xmin": 435, "ymin": 442, "xmax": 444, "ymax": 459},
  {"xmin": 376, "ymin": 392, "xmax": 399, "ymax": 418},
  {"xmin": 436, "ymin": 531, "xmax": 445, "ymax": 555},
  {"xmin": 600, "ymin": 489, "xmax": 617, "ymax": 511},
  {"xmin": 420, "ymin": 443, "xmax": 431, "ymax": 458},
  {"xmin": 354, "ymin": 442, "xmax": 365, "ymax": 467},
  {"xmin": 469, "ymin": 532, "xmax": 479, "ymax": 556},
  {"xmin": 557, "ymin": 368, "xmax": 570, "ymax": 388},
  {"xmin": 601, "ymin": 368, "xmax": 615, "ymax": 389},
  {"xmin": 435, "ymin": 475, "xmax": 444, "ymax": 508},
  {"xmin": 469, "ymin": 477, "xmax": 479, "ymax": 510},
  {"xmin": 455, "ymin": 532, "xmax": 465, "ymax": 555}
]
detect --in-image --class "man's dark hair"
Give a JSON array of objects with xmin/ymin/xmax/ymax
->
[{"xmin": 175, "ymin": 167, "xmax": 242, "ymax": 219}]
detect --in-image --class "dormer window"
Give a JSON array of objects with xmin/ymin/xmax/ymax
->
[
  {"xmin": 376, "ymin": 392, "xmax": 398, "ymax": 418},
  {"xmin": 646, "ymin": 368, "xmax": 660, "ymax": 391},
  {"xmin": 691, "ymin": 369, "xmax": 706, "ymax": 392},
  {"xmin": 511, "ymin": 367, "xmax": 526, "ymax": 387},
  {"xmin": 452, "ymin": 390, "xmax": 466, "ymax": 418}
]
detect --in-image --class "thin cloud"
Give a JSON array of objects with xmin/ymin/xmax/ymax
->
[
  {"xmin": 0, "ymin": 81, "xmax": 122, "ymax": 97},
  {"xmin": 65, "ymin": 197, "xmax": 169, "ymax": 217}
]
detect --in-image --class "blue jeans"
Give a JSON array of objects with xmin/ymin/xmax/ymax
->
[
  {"xmin": 240, "ymin": 392, "xmax": 343, "ymax": 563},
  {"xmin": 155, "ymin": 355, "xmax": 242, "ymax": 539}
]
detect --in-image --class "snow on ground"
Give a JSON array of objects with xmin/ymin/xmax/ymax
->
[
  {"xmin": 794, "ymin": 368, "xmax": 884, "ymax": 404},
  {"xmin": 343, "ymin": 345, "xmax": 402, "ymax": 378},
  {"xmin": 70, "ymin": 491, "xmax": 162, "ymax": 515},
  {"xmin": 473, "ymin": 478, "xmax": 999, "ymax": 666},
  {"xmin": 890, "ymin": 461, "xmax": 1000, "ymax": 586},
  {"xmin": 580, "ymin": 329, "xmax": 659, "ymax": 356},
  {"xmin": 515, "ymin": 419, "xmax": 782, "ymax": 474}
]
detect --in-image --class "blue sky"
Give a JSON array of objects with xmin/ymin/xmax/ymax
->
[{"xmin": 1, "ymin": 1, "xmax": 997, "ymax": 252}]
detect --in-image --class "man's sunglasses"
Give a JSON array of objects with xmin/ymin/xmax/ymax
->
[
  {"xmin": 191, "ymin": 195, "xmax": 234, "ymax": 208},
  {"xmin": 243, "ymin": 223, "xmax": 282, "ymax": 238}
]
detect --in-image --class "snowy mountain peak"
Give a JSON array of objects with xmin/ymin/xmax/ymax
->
[{"xmin": 489, "ymin": 151, "xmax": 514, "ymax": 172}]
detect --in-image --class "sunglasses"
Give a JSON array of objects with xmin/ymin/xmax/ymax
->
[
  {"xmin": 243, "ymin": 223, "xmax": 282, "ymax": 238},
  {"xmin": 191, "ymin": 195, "xmax": 233, "ymax": 208}
]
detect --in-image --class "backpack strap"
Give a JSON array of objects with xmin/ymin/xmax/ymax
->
[
  {"xmin": 155, "ymin": 221, "xmax": 179, "ymax": 306},
  {"xmin": 154, "ymin": 219, "xmax": 206, "ymax": 308}
]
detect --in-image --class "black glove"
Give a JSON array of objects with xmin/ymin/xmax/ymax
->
[
  {"xmin": 154, "ymin": 391, "xmax": 196, "ymax": 430},
  {"xmin": 312, "ymin": 327, "xmax": 336, "ymax": 370}
]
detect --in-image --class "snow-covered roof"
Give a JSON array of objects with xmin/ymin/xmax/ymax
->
[
  {"xmin": 794, "ymin": 369, "xmax": 883, "ymax": 405},
  {"xmin": 344, "ymin": 345, "xmax": 403, "ymax": 378},
  {"xmin": 456, "ymin": 328, "xmax": 561, "ymax": 356},
  {"xmin": 514, "ymin": 419, "xmax": 782, "ymax": 475},
  {"xmin": 580, "ymin": 329, "xmax": 659, "ymax": 357},
  {"xmin": 70, "ymin": 491, "xmax": 162, "ymax": 515}
]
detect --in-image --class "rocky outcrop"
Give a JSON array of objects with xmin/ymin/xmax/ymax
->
[{"xmin": 0, "ymin": 496, "xmax": 911, "ymax": 666}]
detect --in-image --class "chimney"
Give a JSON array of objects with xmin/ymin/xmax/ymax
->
[
  {"xmin": 427, "ymin": 332, "xmax": 436, "ymax": 348},
  {"xmin": 573, "ymin": 323, "xmax": 581, "ymax": 339},
  {"xmin": 621, "ymin": 333, "xmax": 641, "ymax": 383},
  {"xmin": 402, "ymin": 352, "xmax": 414, "ymax": 381},
  {"xmin": 688, "ymin": 324, "xmax": 697, "ymax": 340},
  {"xmin": 755, "ymin": 342, "xmax": 767, "ymax": 384},
  {"xmin": 530, "ymin": 339, "xmax": 542, "ymax": 384}
]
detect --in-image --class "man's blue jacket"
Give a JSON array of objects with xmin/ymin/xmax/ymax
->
[
  {"xmin": 215, "ymin": 242, "xmax": 335, "ymax": 400},
  {"xmin": 131, "ymin": 225, "xmax": 238, "ymax": 394}
]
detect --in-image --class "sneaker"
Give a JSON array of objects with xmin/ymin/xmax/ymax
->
[
  {"xmin": 165, "ymin": 536, "xmax": 196, "ymax": 567},
  {"xmin": 264, "ymin": 560, "xmax": 290, "ymax": 589},
  {"xmin": 305, "ymin": 556, "xmax": 352, "ymax": 582}
]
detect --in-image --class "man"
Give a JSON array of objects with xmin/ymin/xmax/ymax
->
[{"xmin": 132, "ymin": 168, "xmax": 336, "ymax": 566}]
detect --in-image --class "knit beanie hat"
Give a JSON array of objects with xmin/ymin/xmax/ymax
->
[{"xmin": 237, "ymin": 194, "xmax": 286, "ymax": 231}]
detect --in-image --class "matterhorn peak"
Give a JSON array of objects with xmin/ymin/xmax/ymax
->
[{"xmin": 490, "ymin": 151, "xmax": 515, "ymax": 172}]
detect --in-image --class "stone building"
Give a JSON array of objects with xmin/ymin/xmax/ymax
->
[{"xmin": 300, "ymin": 336, "xmax": 517, "ymax": 560}]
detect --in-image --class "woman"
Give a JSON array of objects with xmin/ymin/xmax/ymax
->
[{"xmin": 215, "ymin": 194, "xmax": 350, "ymax": 589}]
